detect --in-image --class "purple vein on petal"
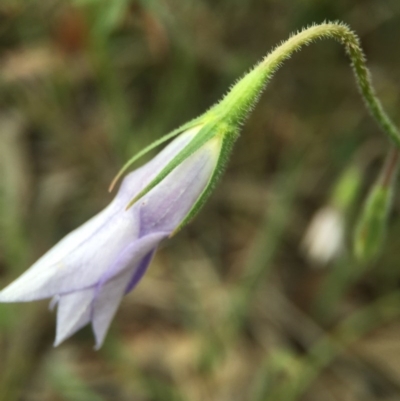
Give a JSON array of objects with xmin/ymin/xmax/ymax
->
[{"xmin": 124, "ymin": 250, "xmax": 155, "ymax": 294}]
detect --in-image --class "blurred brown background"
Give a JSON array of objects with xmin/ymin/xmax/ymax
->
[{"xmin": 1, "ymin": 0, "xmax": 400, "ymax": 400}]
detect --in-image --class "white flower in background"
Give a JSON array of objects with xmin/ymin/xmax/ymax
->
[{"xmin": 301, "ymin": 206, "xmax": 345, "ymax": 266}]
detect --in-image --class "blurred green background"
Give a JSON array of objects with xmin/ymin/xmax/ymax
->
[{"xmin": 1, "ymin": 0, "xmax": 400, "ymax": 400}]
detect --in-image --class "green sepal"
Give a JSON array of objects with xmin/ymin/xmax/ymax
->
[
  {"xmin": 125, "ymin": 120, "xmax": 228, "ymax": 210},
  {"xmin": 171, "ymin": 126, "xmax": 238, "ymax": 235},
  {"xmin": 109, "ymin": 116, "xmax": 205, "ymax": 191},
  {"xmin": 353, "ymin": 185, "xmax": 392, "ymax": 262},
  {"xmin": 111, "ymin": 38, "xmax": 270, "ymax": 195},
  {"xmin": 212, "ymin": 63, "xmax": 270, "ymax": 127}
]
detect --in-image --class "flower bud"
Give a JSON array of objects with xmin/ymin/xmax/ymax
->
[
  {"xmin": 353, "ymin": 184, "xmax": 392, "ymax": 263},
  {"xmin": 353, "ymin": 149, "xmax": 399, "ymax": 263}
]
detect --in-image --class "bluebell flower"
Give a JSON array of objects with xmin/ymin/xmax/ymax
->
[{"xmin": 0, "ymin": 126, "xmax": 222, "ymax": 348}]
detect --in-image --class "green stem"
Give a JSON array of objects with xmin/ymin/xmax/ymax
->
[{"xmin": 218, "ymin": 22, "xmax": 400, "ymax": 148}]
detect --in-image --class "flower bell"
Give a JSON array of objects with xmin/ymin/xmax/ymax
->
[{"xmin": 0, "ymin": 126, "xmax": 224, "ymax": 348}]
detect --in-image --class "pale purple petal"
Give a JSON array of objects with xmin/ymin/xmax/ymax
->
[
  {"xmin": 52, "ymin": 233, "xmax": 165, "ymax": 347},
  {"xmin": 138, "ymin": 138, "xmax": 220, "ymax": 234},
  {"xmin": 98, "ymin": 233, "xmax": 166, "ymax": 286},
  {"xmin": 49, "ymin": 295, "xmax": 60, "ymax": 311},
  {"xmin": 0, "ymin": 222, "xmax": 162, "ymax": 302},
  {"xmin": 54, "ymin": 289, "xmax": 94, "ymax": 346},
  {"xmin": 25, "ymin": 196, "xmax": 127, "ymax": 279},
  {"xmin": 124, "ymin": 250, "xmax": 155, "ymax": 294},
  {"xmin": 117, "ymin": 126, "xmax": 201, "ymax": 204},
  {"xmin": 91, "ymin": 268, "xmax": 134, "ymax": 349}
]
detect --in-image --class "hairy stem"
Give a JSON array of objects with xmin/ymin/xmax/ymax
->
[
  {"xmin": 262, "ymin": 23, "xmax": 400, "ymax": 146},
  {"xmin": 221, "ymin": 22, "xmax": 400, "ymax": 148}
]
